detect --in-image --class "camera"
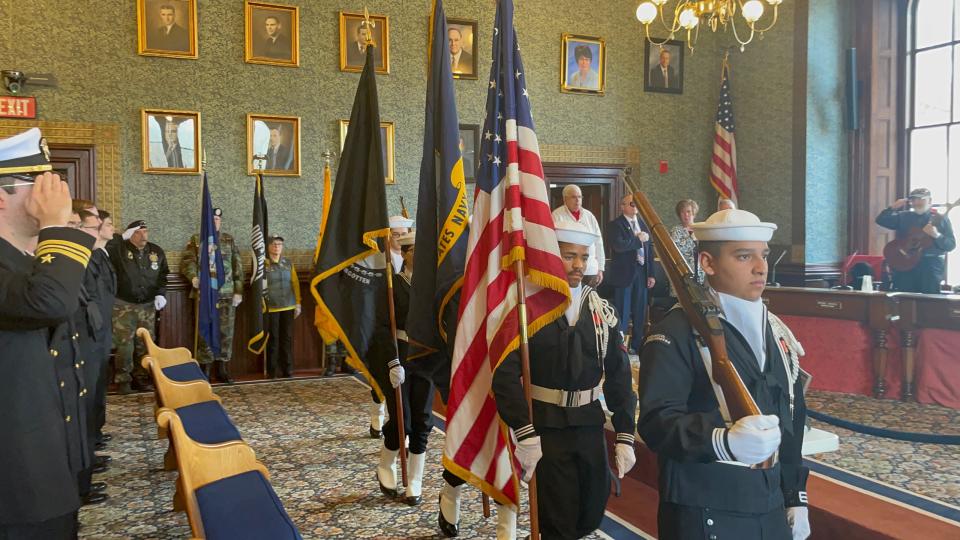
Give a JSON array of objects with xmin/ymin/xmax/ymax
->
[{"xmin": 2, "ymin": 71, "xmax": 26, "ymax": 95}]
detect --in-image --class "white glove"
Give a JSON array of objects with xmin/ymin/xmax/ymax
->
[
  {"xmin": 294, "ymin": 304, "xmax": 302, "ymax": 318},
  {"xmin": 191, "ymin": 277, "xmax": 199, "ymax": 289},
  {"xmin": 154, "ymin": 295, "xmax": 167, "ymax": 311},
  {"xmin": 614, "ymin": 443, "xmax": 636, "ymax": 478},
  {"xmin": 786, "ymin": 506, "xmax": 811, "ymax": 540},
  {"xmin": 513, "ymin": 435, "xmax": 542, "ymax": 483},
  {"xmin": 388, "ymin": 359, "xmax": 405, "ymax": 388},
  {"xmin": 232, "ymin": 294, "xmax": 242, "ymax": 307},
  {"xmin": 726, "ymin": 414, "xmax": 781, "ymax": 465},
  {"xmin": 122, "ymin": 226, "xmax": 139, "ymax": 241}
]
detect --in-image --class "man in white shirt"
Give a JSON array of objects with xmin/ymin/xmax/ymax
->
[{"xmin": 551, "ymin": 185, "xmax": 604, "ymax": 285}]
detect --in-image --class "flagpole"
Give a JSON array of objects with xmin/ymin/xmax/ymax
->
[
  {"xmin": 254, "ymin": 154, "xmax": 268, "ymax": 379},
  {"xmin": 511, "ymin": 259, "xmax": 540, "ymax": 540},
  {"xmin": 193, "ymin": 151, "xmax": 207, "ymax": 360},
  {"xmin": 384, "ymin": 258, "xmax": 408, "ymax": 487}
]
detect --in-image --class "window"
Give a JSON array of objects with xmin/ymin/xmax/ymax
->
[{"xmin": 907, "ymin": 0, "xmax": 960, "ymax": 287}]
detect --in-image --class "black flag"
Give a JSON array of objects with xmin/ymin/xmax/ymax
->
[
  {"xmin": 247, "ymin": 172, "xmax": 269, "ymax": 354},
  {"xmin": 311, "ymin": 46, "xmax": 391, "ymax": 399}
]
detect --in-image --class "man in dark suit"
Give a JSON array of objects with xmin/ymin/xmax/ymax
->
[
  {"xmin": 256, "ymin": 15, "xmax": 291, "ymax": 59},
  {"xmin": 649, "ymin": 48, "xmax": 678, "ymax": 90},
  {"xmin": 346, "ymin": 21, "xmax": 383, "ymax": 69},
  {"xmin": 606, "ymin": 193, "xmax": 656, "ymax": 353},
  {"xmin": 266, "ymin": 125, "xmax": 292, "ymax": 170},
  {"xmin": 149, "ymin": 3, "xmax": 190, "ymax": 52},
  {"xmin": 449, "ymin": 27, "xmax": 473, "ymax": 76},
  {"xmin": 0, "ymin": 128, "xmax": 97, "ymax": 538}
]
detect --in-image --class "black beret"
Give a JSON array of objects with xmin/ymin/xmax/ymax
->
[{"xmin": 125, "ymin": 220, "xmax": 146, "ymax": 230}]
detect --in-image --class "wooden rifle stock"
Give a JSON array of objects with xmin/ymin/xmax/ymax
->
[{"xmin": 628, "ymin": 188, "xmax": 772, "ymax": 468}]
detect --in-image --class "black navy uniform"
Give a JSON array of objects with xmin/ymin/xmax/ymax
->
[
  {"xmin": 90, "ymin": 248, "xmax": 117, "ymax": 440},
  {"xmin": 493, "ymin": 285, "xmax": 637, "ymax": 539},
  {"xmin": 73, "ymin": 257, "xmax": 107, "ymax": 496},
  {"xmin": 0, "ymin": 227, "xmax": 95, "ymax": 535},
  {"xmin": 875, "ymin": 207, "xmax": 956, "ymax": 293},
  {"xmin": 637, "ymin": 308, "xmax": 808, "ymax": 540},
  {"xmin": 373, "ymin": 272, "xmax": 435, "ymax": 455}
]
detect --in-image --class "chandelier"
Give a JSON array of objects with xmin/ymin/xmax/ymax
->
[{"xmin": 635, "ymin": 0, "xmax": 784, "ymax": 52}]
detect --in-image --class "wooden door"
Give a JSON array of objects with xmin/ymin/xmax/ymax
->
[{"xmin": 48, "ymin": 143, "xmax": 96, "ymax": 202}]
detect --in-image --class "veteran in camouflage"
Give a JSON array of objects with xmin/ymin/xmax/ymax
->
[{"xmin": 181, "ymin": 208, "xmax": 244, "ymax": 383}]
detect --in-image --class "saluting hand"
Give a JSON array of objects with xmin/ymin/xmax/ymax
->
[
  {"xmin": 891, "ymin": 198, "xmax": 908, "ymax": 210},
  {"xmin": 25, "ymin": 172, "xmax": 72, "ymax": 229}
]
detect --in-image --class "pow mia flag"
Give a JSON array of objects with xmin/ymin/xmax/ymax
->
[{"xmin": 247, "ymin": 172, "xmax": 269, "ymax": 354}]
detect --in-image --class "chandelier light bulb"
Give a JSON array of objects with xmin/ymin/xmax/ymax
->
[
  {"xmin": 742, "ymin": 0, "xmax": 765, "ymax": 22},
  {"xmin": 636, "ymin": 2, "xmax": 658, "ymax": 24},
  {"xmin": 678, "ymin": 8, "xmax": 699, "ymax": 29}
]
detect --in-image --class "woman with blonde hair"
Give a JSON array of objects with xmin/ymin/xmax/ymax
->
[{"xmin": 669, "ymin": 199, "xmax": 705, "ymax": 287}]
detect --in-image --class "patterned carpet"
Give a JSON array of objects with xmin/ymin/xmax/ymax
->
[
  {"xmin": 805, "ymin": 391, "xmax": 960, "ymax": 508},
  {"xmin": 80, "ymin": 376, "xmax": 602, "ymax": 539},
  {"xmin": 79, "ymin": 378, "xmax": 960, "ymax": 539}
]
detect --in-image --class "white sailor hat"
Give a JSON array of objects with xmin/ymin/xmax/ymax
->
[
  {"xmin": 389, "ymin": 215, "xmax": 414, "ymax": 228},
  {"xmin": 691, "ymin": 209, "xmax": 777, "ymax": 242},
  {"xmin": 397, "ymin": 231, "xmax": 416, "ymax": 247},
  {"xmin": 555, "ymin": 220, "xmax": 600, "ymax": 247},
  {"xmin": 0, "ymin": 128, "xmax": 52, "ymax": 176}
]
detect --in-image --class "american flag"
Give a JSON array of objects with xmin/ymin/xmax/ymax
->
[
  {"xmin": 442, "ymin": 0, "xmax": 570, "ymax": 509},
  {"xmin": 709, "ymin": 62, "xmax": 739, "ymax": 203}
]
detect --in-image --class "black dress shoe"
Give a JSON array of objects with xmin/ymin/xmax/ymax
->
[
  {"xmin": 404, "ymin": 494, "xmax": 422, "ymax": 506},
  {"xmin": 95, "ymin": 441, "xmax": 107, "ymax": 451},
  {"xmin": 369, "ymin": 426, "xmax": 382, "ymax": 439},
  {"xmin": 92, "ymin": 463, "xmax": 109, "ymax": 474},
  {"xmin": 377, "ymin": 473, "xmax": 398, "ymax": 498},
  {"xmin": 82, "ymin": 492, "xmax": 109, "ymax": 506},
  {"xmin": 438, "ymin": 495, "xmax": 459, "ymax": 537},
  {"xmin": 99, "ymin": 433, "xmax": 113, "ymax": 443},
  {"xmin": 90, "ymin": 482, "xmax": 107, "ymax": 493},
  {"xmin": 95, "ymin": 455, "xmax": 112, "ymax": 466}
]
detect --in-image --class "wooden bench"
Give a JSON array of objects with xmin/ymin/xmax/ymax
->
[{"xmin": 157, "ymin": 409, "xmax": 301, "ymax": 540}]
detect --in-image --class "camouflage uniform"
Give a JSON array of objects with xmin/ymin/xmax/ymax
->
[{"xmin": 181, "ymin": 231, "xmax": 245, "ymax": 364}]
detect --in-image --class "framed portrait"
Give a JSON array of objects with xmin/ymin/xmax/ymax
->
[
  {"xmin": 141, "ymin": 108, "xmax": 201, "ymax": 174},
  {"xmin": 643, "ymin": 39, "xmax": 684, "ymax": 95},
  {"xmin": 339, "ymin": 12, "xmax": 390, "ymax": 74},
  {"xmin": 245, "ymin": 2, "xmax": 300, "ymax": 67},
  {"xmin": 447, "ymin": 18, "xmax": 479, "ymax": 80},
  {"xmin": 137, "ymin": 0, "xmax": 198, "ymax": 59},
  {"xmin": 560, "ymin": 34, "xmax": 605, "ymax": 95},
  {"xmin": 338, "ymin": 119, "xmax": 395, "ymax": 184},
  {"xmin": 247, "ymin": 114, "xmax": 301, "ymax": 176},
  {"xmin": 458, "ymin": 124, "xmax": 480, "ymax": 183}
]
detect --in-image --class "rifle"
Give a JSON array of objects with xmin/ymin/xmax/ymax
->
[{"xmin": 624, "ymin": 177, "xmax": 774, "ymax": 469}]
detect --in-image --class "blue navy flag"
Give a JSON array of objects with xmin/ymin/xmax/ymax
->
[
  {"xmin": 198, "ymin": 172, "xmax": 225, "ymax": 356},
  {"xmin": 406, "ymin": 0, "xmax": 469, "ymax": 359}
]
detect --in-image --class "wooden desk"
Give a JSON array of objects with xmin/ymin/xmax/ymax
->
[{"xmin": 889, "ymin": 292, "xmax": 960, "ymax": 399}]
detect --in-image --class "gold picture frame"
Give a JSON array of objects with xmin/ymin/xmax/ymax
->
[
  {"xmin": 244, "ymin": 1, "xmax": 300, "ymax": 67},
  {"xmin": 137, "ymin": 0, "xmax": 198, "ymax": 59},
  {"xmin": 141, "ymin": 108, "xmax": 201, "ymax": 174},
  {"xmin": 247, "ymin": 114, "xmax": 301, "ymax": 177},
  {"xmin": 339, "ymin": 11, "xmax": 390, "ymax": 74},
  {"xmin": 560, "ymin": 33, "xmax": 605, "ymax": 95},
  {"xmin": 338, "ymin": 119, "xmax": 395, "ymax": 184},
  {"xmin": 447, "ymin": 18, "xmax": 479, "ymax": 80}
]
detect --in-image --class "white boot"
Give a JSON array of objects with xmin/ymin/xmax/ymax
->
[
  {"xmin": 369, "ymin": 401, "xmax": 385, "ymax": 438},
  {"xmin": 496, "ymin": 504, "xmax": 517, "ymax": 540},
  {"xmin": 438, "ymin": 482, "xmax": 462, "ymax": 537},
  {"xmin": 376, "ymin": 445, "xmax": 399, "ymax": 497},
  {"xmin": 404, "ymin": 452, "xmax": 426, "ymax": 505}
]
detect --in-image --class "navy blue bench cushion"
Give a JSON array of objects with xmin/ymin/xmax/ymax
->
[
  {"xmin": 196, "ymin": 470, "xmax": 301, "ymax": 540},
  {"xmin": 174, "ymin": 401, "xmax": 242, "ymax": 445},
  {"xmin": 162, "ymin": 362, "xmax": 206, "ymax": 382}
]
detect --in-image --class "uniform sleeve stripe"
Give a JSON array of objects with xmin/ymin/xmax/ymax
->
[
  {"xmin": 36, "ymin": 244, "xmax": 91, "ymax": 264},
  {"xmin": 387, "ymin": 359, "xmax": 400, "ymax": 368},
  {"xmin": 37, "ymin": 242, "xmax": 91, "ymax": 260},
  {"xmin": 798, "ymin": 491, "xmax": 808, "ymax": 504},
  {"xmin": 616, "ymin": 433, "xmax": 635, "ymax": 445},
  {"xmin": 514, "ymin": 424, "xmax": 537, "ymax": 440},
  {"xmin": 35, "ymin": 247, "xmax": 89, "ymax": 266},
  {"xmin": 37, "ymin": 239, "xmax": 92, "ymax": 258},
  {"xmin": 713, "ymin": 428, "xmax": 733, "ymax": 461}
]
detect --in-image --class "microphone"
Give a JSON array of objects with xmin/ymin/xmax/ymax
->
[{"xmin": 768, "ymin": 250, "xmax": 787, "ymax": 287}]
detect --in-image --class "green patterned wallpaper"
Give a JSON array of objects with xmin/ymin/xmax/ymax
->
[{"xmin": 4, "ymin": 0, "xmax": 803, "ymax": 254}]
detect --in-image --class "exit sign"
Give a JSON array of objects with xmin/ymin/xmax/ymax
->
[{"xmin": 0, "ymin": 96, "xmax": 37, "ymax": 119}]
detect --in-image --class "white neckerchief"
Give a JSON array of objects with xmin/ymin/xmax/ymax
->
[
  {"xmin": 718, "ymin": 291, "xmax": 767, "ymax": 371},
  {"xmin": 565, "ymin": 283, "xmax": 582, "ymax": 325}
]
